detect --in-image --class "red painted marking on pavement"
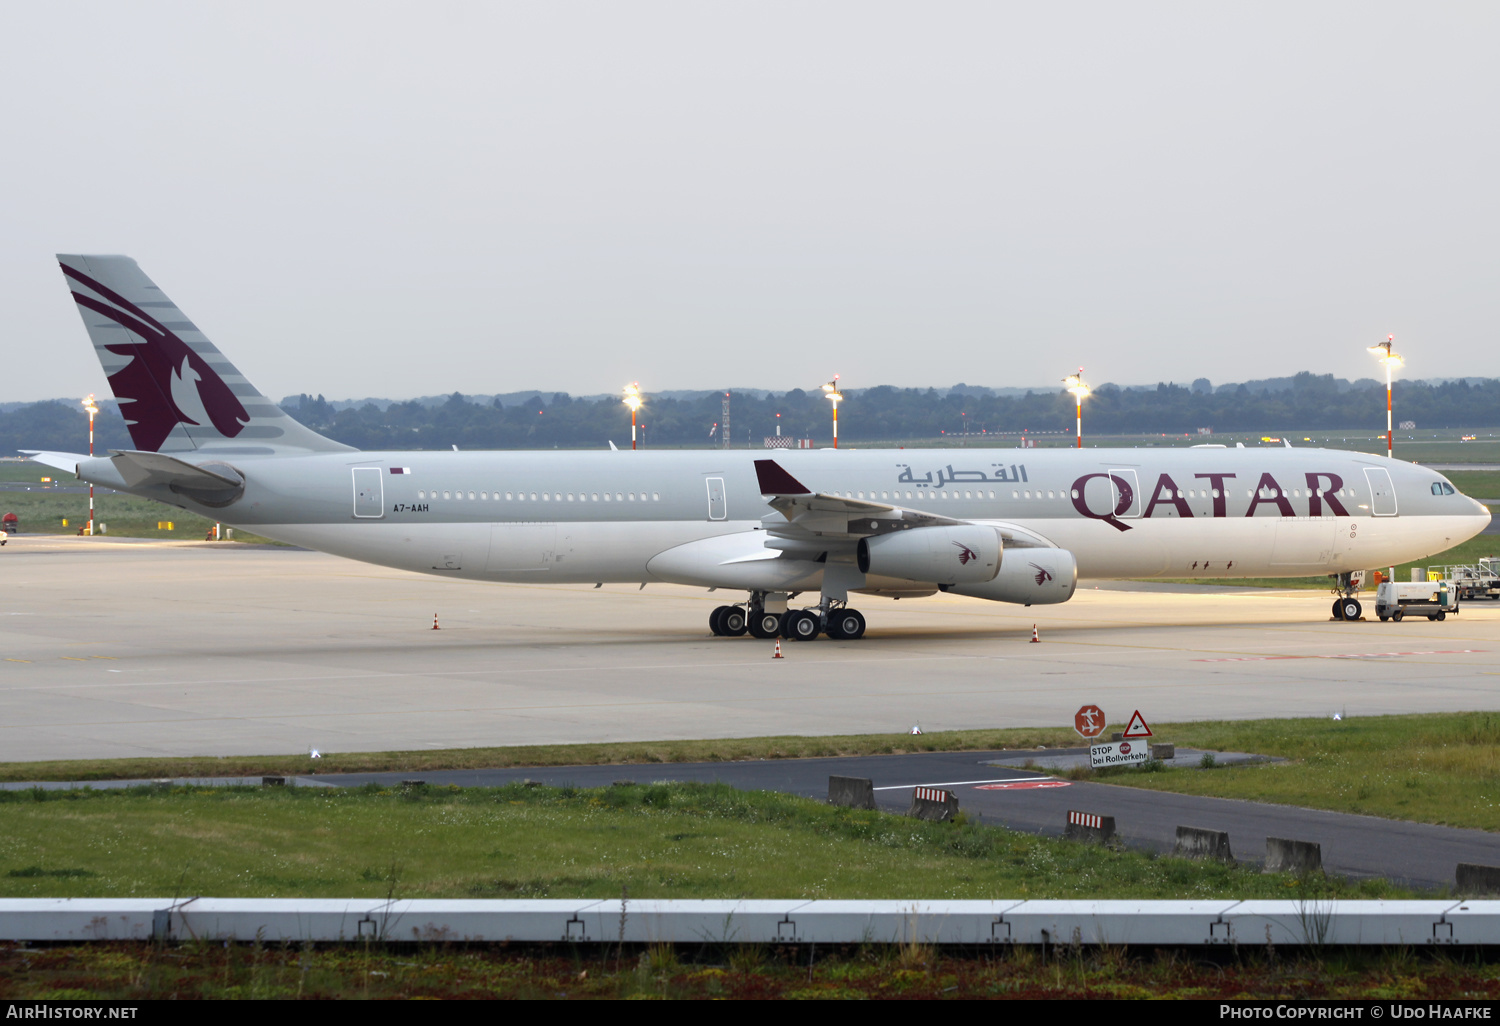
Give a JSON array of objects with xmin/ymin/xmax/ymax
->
[
  {"xmin": 1193, "ymin": 649, "xmax": 1483, "ymax": 662},
  {"xmin": 975, "ymin": 779, "xmax": 1073, "ymax": 790}
]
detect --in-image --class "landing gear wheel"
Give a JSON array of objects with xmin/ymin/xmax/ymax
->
[
  {"xmin": 783, "ymin": 610, "xmax": 820, "ymax": 641},
  {"xmin": 1341, "ymin": 599, "xmax": 1362, "ymax": 621},
  {"xmin": 1392, "ymin": 609, "xmax": 1404, "ymax": 622},
  {"xmin": 709, "ymin": 605, "xmax": 731, "ymax": 636},
  {"xmin": 747, "ymin": 611, "xmax": 781, "ymax": 639},
  {"xmin": 827, "ymin": 608, "xmax": 866, "ymax": 640},
  {"xmin": 1331, "ymin": 600, "xmax": 1345, "ymax": 621},
  {"xmin": 720, "ymin": 607, "xmax": 748, "ymax": 636}
]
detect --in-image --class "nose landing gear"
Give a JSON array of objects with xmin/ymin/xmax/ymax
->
[{"xmin": 1330, "ymin": 572, "xmax": 1364, "ymax": 622}]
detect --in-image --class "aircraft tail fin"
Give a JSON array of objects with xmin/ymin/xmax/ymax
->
[{"xmin": 56, "ymin": 255, "xmax": 352, "ymax": 455}]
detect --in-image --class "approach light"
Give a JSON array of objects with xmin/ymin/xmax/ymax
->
[
  {"xmin": 81, "ymin": 394, "xmax": 99, "ymax": 535},
  {"xmin": 622, "ymin": 383, "xmax": 644, "ymax": 450},
  {"xmin": 1366, "ymin": 336, "xmax": 1403, "ymax": 458},
  {"xmin": 1062, "ymin": 369, "xmax": 1090, "ymax": 449},
  {"xmin": 821, "ymin": 376, "xmax": 843, "ymax": 448}
]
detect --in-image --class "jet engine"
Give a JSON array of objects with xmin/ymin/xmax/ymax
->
[
  {"xmin": 856, "ymin": 525, "xmax": 1001, "ymax": 585},
  {"xmin": 945, "ymin": 546, "xmax": 1077, "ymax": 605}
]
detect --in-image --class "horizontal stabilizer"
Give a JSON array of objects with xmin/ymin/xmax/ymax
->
[
  {"xmin": 19, "ymin": 450, "xmax": 88, "ymax": 475},
  {"xmin": 106, "ymin": 449, "xmax": 243, "ymax": 492}
]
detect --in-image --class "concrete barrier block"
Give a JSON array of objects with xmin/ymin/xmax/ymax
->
[
  {"xmin": 1264, "ymin": 836, "xmax": 1322, "ymax": 875},
  {"xmin": 1150, "ymin": 743, "xmax": 1175, "ymax": 760},
  {"xmin": 1063, "ymin": 810, "xmax": 1116, "ymax": 844},
  {"xmin": 1174, "ymin": 825, "xmax": 1233, "ymax": 861},
  {"xmin": 1455, "ymin": 863, "xmax": 1500, "ymax": 896},
  {"xmin": 828, "ymin": 775, "xmax": 876, "ymax": 810},
  {"xmin": 908, "ymin": 786, "xmax": 958, "ymax": 822}
]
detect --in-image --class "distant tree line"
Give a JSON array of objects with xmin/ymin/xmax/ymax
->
[{"xmin": 3, "ymin": 371, "xmax": 1499, "ymax": 454}]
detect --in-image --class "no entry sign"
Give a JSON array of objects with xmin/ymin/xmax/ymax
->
[{"xmin": 1074, "ymin": 704, "xmax": 1106, "ymax": 739}]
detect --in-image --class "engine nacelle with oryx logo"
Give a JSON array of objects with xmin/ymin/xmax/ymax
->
[
  {"xmin": 945, "ymin": 546, "xmax": 1077, "ymax": 605},
  {"xmin": 856, "ymin": 525, "xmax": 1002, "ymax": 585}
]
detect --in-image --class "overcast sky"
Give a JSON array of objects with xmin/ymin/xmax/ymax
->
[{"xmin": 2, "ymin": 2, "xmax": 1496, "ymax": 404}]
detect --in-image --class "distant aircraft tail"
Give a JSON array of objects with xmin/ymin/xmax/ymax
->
[{"xmin": 56, "ymin": 255, "xmax": 351, "ymax": 455}]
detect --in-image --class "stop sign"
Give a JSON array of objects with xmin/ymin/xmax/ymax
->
[{"xmin": 1073, "ymin": 704, "xmax": 1106, "ymax": 739}]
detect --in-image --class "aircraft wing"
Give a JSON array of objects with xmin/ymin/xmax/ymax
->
[
  {"xmin": 753, "ymin": 458, "xmax": 1061, "ymax": 553},
  {"xmin": 753, "ymin": 458, "xmax": 965, "ymax": 545}
]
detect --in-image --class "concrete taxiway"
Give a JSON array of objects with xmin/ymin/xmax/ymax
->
[{"xmin": 2, "ymin": 536, "xmax": 1499, "ymax": 763}]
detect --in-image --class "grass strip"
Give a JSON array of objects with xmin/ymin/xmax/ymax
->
[
  {"xmin": 0, "ymin": 727, "xmax": 1094, "ymax": 784},
  {"xmin": 0, "ymin": 781, "xmax": 1426, "ymax": 901},
  {"xmin": 3, "ymin": 708, "xmax": 1498, "ymax": 830}
]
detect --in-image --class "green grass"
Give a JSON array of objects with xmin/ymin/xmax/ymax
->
[
  {"xmin": 0, "ymin": 728, "xmax": 1093, "ymax": 784},
  {"xmin": 1093, "ymin": 713, "xmax": 1500, "ymax": 831},
  {"xmin": 0, "ymin": 782, "xmax": 1422, "ymax": 902}
]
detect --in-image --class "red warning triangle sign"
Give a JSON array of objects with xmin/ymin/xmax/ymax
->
[{"xmin": 1121, "ymin": 710, "xmax": 1153, "ymax": 738}]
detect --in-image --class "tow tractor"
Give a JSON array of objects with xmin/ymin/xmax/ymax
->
[{"xmin": 1374, "ymin": 579, "xmax": 1459, "ymax": 622}]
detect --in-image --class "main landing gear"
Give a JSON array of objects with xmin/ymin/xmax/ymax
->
[{"xmin": 708, "ymin": 593, "xmax": 868, "ymax": 641}]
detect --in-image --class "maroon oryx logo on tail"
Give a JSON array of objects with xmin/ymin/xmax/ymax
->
[
  {"xmin": 952, "ymin": 541, "xmax": 978, "ymax": 565},
  {"xmin": 61, "ymin": 263, "xmax": 250, "ymax": 452},
  {"xmin": 1030, "ymin": 562, "xmax": 1054, "ymax": 586}
]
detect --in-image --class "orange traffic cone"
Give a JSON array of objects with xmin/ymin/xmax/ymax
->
[
  {"xmin": 432, "ymin": 613, "xmax": 441, "ymax": 631},
  {"xmin": 1030, "ymin": 624, "xmax": 1040, "ymax": 643},
  {"xmin": 772, "ymin": 638, "xmax": 784, "ymax": 659}
]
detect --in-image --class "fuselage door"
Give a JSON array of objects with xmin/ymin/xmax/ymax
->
[
  {"xmin": 1364, "ymin": 467, "xmax": 1398, "ymax": 516},
  {"xmin": 706, "ymin": 477, "xmax": 727, "ymax": 521},
  {"xmin": 352, "ymin": 466, "xmax": 384, "ymax": 519},
  {"xmin": 1106, "ymin": 469, "xmax": 1142, "ymax": 519}
]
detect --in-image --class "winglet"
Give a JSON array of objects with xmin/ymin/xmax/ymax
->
[{"xmin": 754, "ymin": 459, "xmax": 812, "ymax": 495}]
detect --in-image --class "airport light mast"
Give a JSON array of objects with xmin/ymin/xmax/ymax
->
[
  {"xmin": 81, "ymin": 394, "xmax": 98, "ymax": 535},
  {"xmin": 821, "ymin": 376, "xmax": 843, "ymax": 449},
  {"xmin": 622, "ymin": 383, "xmax": 643, "ymax": 450},
  {"xmin": 1367, "ymin": 336, "xmax": 1402, "ymax": 458},
  {"xmin": 1062, "ymin": 369, "xmax": 1091, "ymax": 449}
]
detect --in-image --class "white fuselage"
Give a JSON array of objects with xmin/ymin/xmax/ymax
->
[{"xmin": 118, "ymin": 445, "xmax": 1490, "ymax": 593}]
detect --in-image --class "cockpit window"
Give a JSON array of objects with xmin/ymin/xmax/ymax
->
[{"xmin": 1432, "ymin": 482, "xmax": 1456, "ymax": 495}]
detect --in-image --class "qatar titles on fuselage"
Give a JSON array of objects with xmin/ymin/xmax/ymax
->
[{"xmin": 25, "ymin": 254, "xmax": 1492, "ymax": 631}]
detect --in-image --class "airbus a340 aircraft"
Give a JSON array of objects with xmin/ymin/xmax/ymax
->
[{"xmin": 25, "ymin": 255, "xmax": 1492, "ymax": 640}]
